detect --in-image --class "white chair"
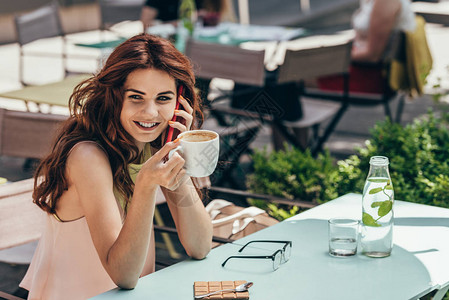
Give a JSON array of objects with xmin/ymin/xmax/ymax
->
[
  {"xmin": 14, "ymin": 2, "xmax": 95, "ymax": 86},
  {"xmin": 98, "ymin": 0, "xmax": 145, "ymax": 33}
]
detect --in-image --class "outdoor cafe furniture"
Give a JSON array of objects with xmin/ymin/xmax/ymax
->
[
  {"xmin": 14, "ymin": 2, "xmax": 98, "ymax": 87},
  {"xmin": 2, "ymin": 23, "xmax": 407, "ymax": 158},
  {"xmin": 0, "ymin": 74, "xmax": 89, "ymax": 111},
  {"xmin": 91, "ymin": 193, "xmax": 449, "ymax": 300},
  {"xmin": 184, "ymin": 25, "xmax": 357, "ymax": 154},
  {"xmin": 0, "ymin": 23, "xmax": 306, "ymax": 110},
  {"xmin": 98, "ymin": 0, "xmax": 144, "ymax": 33},
  {"xmin": 0, "ymin": 108, "xmax": 67, "ymax": 159},
  {"xmin": 412, "ymin": 1, "xmax": 449, "ymax": 26}
]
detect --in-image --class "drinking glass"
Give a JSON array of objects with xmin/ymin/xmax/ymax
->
[{"xmin": 328, "ymin": 218, "xmax": 359, "ymax": 257}]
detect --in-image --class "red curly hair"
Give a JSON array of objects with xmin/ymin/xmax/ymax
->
[{"xmin": 33, "ymin": 34, "xmax": 203, "ymax": 213}]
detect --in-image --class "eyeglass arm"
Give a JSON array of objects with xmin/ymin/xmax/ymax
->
[
  {"xmin": 221, "ymin": 255, "xmax": 276, "ymax": 267},
  {"xmin": 238, "ymin": 240, "xmax": 292, "ymax": 252}
]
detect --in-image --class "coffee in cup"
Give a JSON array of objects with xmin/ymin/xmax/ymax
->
[
  {"xmin": 169, "ymin": 130, "xmax": 219, "ymax": 177},
  {"xmin": 180, "ymin": 131, "xmax": 217, "ymax": 143}
]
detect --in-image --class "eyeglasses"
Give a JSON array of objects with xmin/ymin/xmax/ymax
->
[{"xmin": 221, "ymin": 240, "xmax": 292, "ymax": 271}]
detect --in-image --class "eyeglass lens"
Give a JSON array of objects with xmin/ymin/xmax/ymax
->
[
  {"xmin": 273, "ymin": 250, "xmax": 282, "ymax": 270},
  {"xmin": 283, "ymin": 243, "xmax": 292, "ymax": 262}
]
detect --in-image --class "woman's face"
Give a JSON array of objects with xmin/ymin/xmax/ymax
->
[{"xmin": 120, "ymin": 68, "xmax": 177, "ymax": 152}]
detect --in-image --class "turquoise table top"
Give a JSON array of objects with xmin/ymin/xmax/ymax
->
[
  {"xmin": 194, "ymin": 23, "xmax": 308, "ymax": 45},
  {"xmin": 75, "ymin": 38, "xmax": 127, "ymax": 49},
  {"xmin": 74, "ymin": 24, "xmax": 308, "ymax": 50},
  {"xmin": 91, "ymin": 193, "xmax": 449, "ymax": 300}
]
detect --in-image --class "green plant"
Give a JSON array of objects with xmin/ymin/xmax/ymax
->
[
  {"xmin": 351, "ymin": 111, "xmax": 449, "ymax": 208},
  {"xmin": 247, "ymin": 110, "xmax": 449, "ymax": 220},
  {"xmin": 246, "ymin": 146, "xmax": 340, "ymax": 220}
]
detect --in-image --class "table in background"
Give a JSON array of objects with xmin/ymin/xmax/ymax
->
[
  {"xmin": 412, "ymin": 1, "xmax": 449, "ymax": 26},
  {"xmin": 0, "ymin": 74, "xmax": 89, "ymax": 110},
  {"xmin": 91, "ymin": 193, "xmax": 449, "ymax": 300}
]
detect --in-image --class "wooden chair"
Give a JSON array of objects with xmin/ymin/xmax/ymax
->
[
  {"xmin": 273, "ymin": 41, "xmax": 353, "ymax": 154},
  {"xmin": 0, "ymin": 109, "xmax": 66, "ymax": 300},
  {"xmin": 185, "ymin": 39, "xmax": 266, "ymax": 87},
  {"xmin": 14, "ymin": 2, "xmax": 95, "ymax": 86},
  {"xmin": 0, "ymin": 179, "xmax": 44, "ymax": 300},
  {"xmin": 0, "ymin": 108, "xmax": 67, "ymax": 270},
  {"xmin": 187, "ymin": 39, "xmax": 351, "ymax": 155},
  {"xmin": 0, "ymin": 109, "xmax": 67, "ymax": 159},
  {"xmin": 185, "ymin": 39, "xmax": 266, "ymax": 188},
  {"xmin": 185, "ymin": 39, "xmax": 348, "ymax": 179}
]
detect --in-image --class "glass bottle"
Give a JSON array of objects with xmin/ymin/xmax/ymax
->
[
  {"xmin": 176, "ymin": 0, "xmax": 197, "ymax": 52},
  {"xmin": 361, "ymin": 156, "xmax": 394, "ymax": 257}
]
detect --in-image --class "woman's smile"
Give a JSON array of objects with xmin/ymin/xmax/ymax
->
[{"xmin": 134, "ymin": 121, "xmax": 159, "ymax": 130}]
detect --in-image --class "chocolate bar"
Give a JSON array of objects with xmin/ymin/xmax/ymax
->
[{"xmin": 193, "ymin": 280, "xmax": 250, "ymax": 299}]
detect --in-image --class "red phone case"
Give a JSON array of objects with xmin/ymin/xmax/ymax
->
[{"xmin": 165, "ymin": 85, "xmax": 183, "ymax": 144}]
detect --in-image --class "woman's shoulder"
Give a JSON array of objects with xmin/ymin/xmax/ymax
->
[
  {"xmin": 67, "ymin": 141, "xmax": 109, "ymax": 169},
  {"xmin": 69, "ymin": 140, "xmax": 106, "ymax": 156},
  {"xmin": 65, "ymin": 140, "xmax": 114, "ymax": 189}
]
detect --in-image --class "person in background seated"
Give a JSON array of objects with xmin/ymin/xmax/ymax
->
[
  {"xmin": 198, "ymin": 0, "xmax": 236, "ymax": 26},
  {"xmin": 318, "ymin": 0, "xmax": 416, "ymax": 94},
  {"xmin": 140, "ymin": 0, "xmax": 201, "ymax": 32},
  {"xmin": 19, "ymin": 34, "xmax": 212, "ymax": 299},
  {"xmin": 141, "ymin": 0, "xmax": 198, "ymax": 31},
  {"xmin": 141, "ymin": 0, "xmax": 235, "ymax": 32}
]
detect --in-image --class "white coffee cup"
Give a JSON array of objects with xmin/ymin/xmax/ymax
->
[{"xmin": 169, "ymin": 130, "xmax": 219, "ymax": 177}]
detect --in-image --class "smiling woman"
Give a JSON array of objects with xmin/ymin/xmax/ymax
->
[
  {"xmin": 120, "ymin": 68, "xmax": 178, "ymax": 151},
  {"xmin": 19, "ymin": 34, "xmax": 212, "ymax": 299}
]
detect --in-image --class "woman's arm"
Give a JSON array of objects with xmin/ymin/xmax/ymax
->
[
  {"xmin": 68, "ymin": 141, "xmax": 183, "ymax": 289},
  {"xmin": 352, "ymin": 0, "xmax": 401, "ymax": 62},
  {"xmin": 158, "ymin": 93, "xmax": 213, "ymax": 259},
  {"xmin": 161, "ymin": 179, "xmax": 213, "ymax": 259}
]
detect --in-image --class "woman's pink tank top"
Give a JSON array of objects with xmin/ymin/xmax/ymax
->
[{"xmin": 20, "ymin": 141, "xmax": 156, "ymax": 299}]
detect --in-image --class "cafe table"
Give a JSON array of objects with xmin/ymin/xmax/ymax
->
[
  {"xmin": 91, "ymin": 193, "xmax": 449, "ymax": 300},
  {"xmin": 412, "ymin": 1, "xmax": 449, "ymax": 26},
  {"xmin": 0, "ymin": 74, "xmax": 89, "ymax": 110}
]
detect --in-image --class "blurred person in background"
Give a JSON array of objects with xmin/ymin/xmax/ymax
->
[
  {"xmin": 141, "ymin": 0, "xmax": 200, "ymax": 31},
  {"xmin": 198, "ymin": 0, "xmax": 236, "ymax": 26},
  {"xmin": 318, "ymin": 0, "xmax": 416, "ymax": 93},
  {"xmin": 141, "ymin": 0, "xmax": 235, "ymax": 32}
]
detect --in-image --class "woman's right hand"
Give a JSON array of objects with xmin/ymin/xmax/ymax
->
[{"xmin": 136, "ymin": 140, "xmax": 187, "ymax": 191}]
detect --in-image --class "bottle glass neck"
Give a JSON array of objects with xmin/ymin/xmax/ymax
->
[{"xmin": 367, "ymin": 165, "xmax": 390, "ymax": 179}]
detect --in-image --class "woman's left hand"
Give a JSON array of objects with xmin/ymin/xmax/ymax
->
[{"xmin": 168, "ymin": 95, "xmax": 193, "ymax": 133}]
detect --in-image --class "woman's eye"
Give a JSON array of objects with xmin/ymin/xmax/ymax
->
[
  {"xmin": 158, "ymin": 96, "xmax": 173, "ymax": 102},
  {"xmin": 129, "ymin": 94, "xmax": 143, "ymax": 100}
]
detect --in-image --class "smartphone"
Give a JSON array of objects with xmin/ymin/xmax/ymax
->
[{"xmin": 165, "ymin": 85, "xmax": 183, "ymax": 144}]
